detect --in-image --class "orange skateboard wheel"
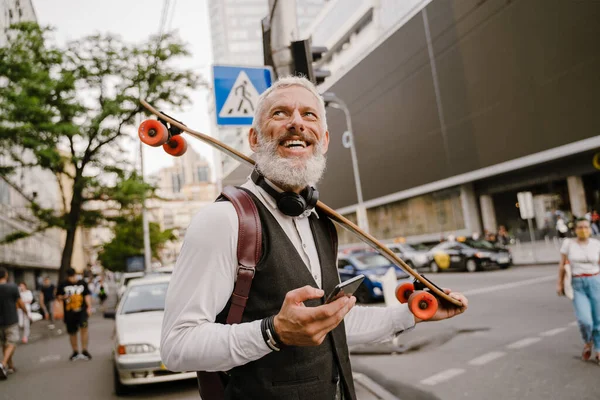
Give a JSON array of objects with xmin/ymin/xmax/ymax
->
[
  {"xmin": 408, "ymin": 291, "xmax": 438, "ymax": 321},
  {"xmin": 163, "ymin": 135, "xmax": 187, "ymax": 157},
  {"xmin": 395, "ymin": 282, "xmax": 414, "ymax": 304},
  {"xmin": 139, "ymin": 119, "xmax": 169, "ymax": 147}
]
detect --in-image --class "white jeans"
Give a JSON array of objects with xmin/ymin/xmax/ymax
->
[{"xmin": 17, "ymin": 309, "xmax": 30, "ymax": 339}]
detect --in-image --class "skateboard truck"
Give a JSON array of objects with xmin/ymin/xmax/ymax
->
[
  {"xmin": 395, "ymin": 275, "xmax": 449, "ymax": 320},
  {"xmin": 138, "ymin": 111, "xmax": 188, "ymax": 157}
]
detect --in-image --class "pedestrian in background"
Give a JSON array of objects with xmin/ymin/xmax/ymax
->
[
  {"xmin": 39, "ymin": 277, "xmax": 56, "ymax": 328},
  {"xmin": 57, "ymin": 268, "xmax": 93, "ymax": 361},
  {"xmin": 557, "ymin": 218, "xmax": 600, "ymax": 364},
  {"xmin": 0, "ymin": 267, "xmax": 30, "ymax": 379},
  {"xmin": 17, "ymin": 282, "xmax": 33, "ymax": 344}
]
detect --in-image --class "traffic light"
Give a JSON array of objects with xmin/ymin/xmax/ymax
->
[{"xmin": 290, "ymin": 38, "xmax": 331, "ymax": 85}]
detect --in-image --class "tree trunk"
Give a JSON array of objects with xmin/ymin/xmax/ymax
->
[{"xmin": 59, "ymin": 177, "xmax": 85, "ymax": 281}]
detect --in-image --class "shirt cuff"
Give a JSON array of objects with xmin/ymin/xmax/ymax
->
[
  {"xmin": 243, "ymin": 319, "xmax": 273, "ymax": 358},
  {"xmin": 392, "ymin": 303, "xmax": 416, "ymax": 334}
]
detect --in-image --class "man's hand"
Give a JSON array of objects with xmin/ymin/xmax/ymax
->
[
  {"xmin": 414, "ymin": 290, "xmax": 468, "ymax": 323},
  {"xmin": 274, "ymin": 285, "xmax": 356, "ymax": 346}
]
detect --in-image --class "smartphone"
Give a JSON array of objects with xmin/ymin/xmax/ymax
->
[{"xmin": 325, "ymin": 275, "xmax": 365, "ymax": 304}]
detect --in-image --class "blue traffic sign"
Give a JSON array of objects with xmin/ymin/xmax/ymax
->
[{"xmin": 212, "ymin": 65, "xmax": 273, "ymax": 126}]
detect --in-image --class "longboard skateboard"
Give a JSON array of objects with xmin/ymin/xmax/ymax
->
[{"xmin": 138, "ymin": 100, "xmax": 463, "ymax": 319}]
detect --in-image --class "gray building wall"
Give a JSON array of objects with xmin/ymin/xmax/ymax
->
[{"xmin": 319, "ymin": 0, "xmax": 600, "ymax": 210}]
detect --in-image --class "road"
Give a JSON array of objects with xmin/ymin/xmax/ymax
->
[{"xmin": 1, "ymin": 264, "xmax": 597, "ymax": 400}]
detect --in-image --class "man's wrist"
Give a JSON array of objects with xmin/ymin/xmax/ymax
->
[{"xmin": 261, "ymin": 315, "xmax": 284, "ymax": 351}]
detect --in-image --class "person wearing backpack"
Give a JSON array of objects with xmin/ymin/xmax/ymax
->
[{"xmin": 160, "ymin": 76, "xmax": 468, "ymax": 400}]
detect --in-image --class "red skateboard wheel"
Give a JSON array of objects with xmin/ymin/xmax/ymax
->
[
  {"xmin": 139, "ymin": 119, "xmax": 169, "ymax": 147},
  {"xmin": 408, "ymin": 291, "xmax": 438, "ymax": 321},
  {"xmin": 395, "ymin": 282, "xmax": 415, "ymax": 304},
  {"xmin": 163, "ymin": 135, "xmax": 188, "ymax": 157}
]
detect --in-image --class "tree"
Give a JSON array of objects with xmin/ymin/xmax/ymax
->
[
  {"xmin": 96, "ymin": 170, "xmax": 175, "ymax": 272},
  {"xmin": 0, "ymin": 22, "xmax": 200, "ymax": 279},
  {"xmin": 97, "ymin": 217, "xmax": 176, "ymax": 272}
]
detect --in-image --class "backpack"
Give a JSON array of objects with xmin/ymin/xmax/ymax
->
[{"xmin": 196, "ymin": 186, "xmax": 263, "ymax": 400}]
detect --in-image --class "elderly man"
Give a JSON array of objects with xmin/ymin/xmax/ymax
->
[{"xmin": 161, "ymin": 76, "xmax": 468, "ymax": 399}]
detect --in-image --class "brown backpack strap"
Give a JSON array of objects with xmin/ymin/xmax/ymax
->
[
  {"xmin": 198, "ymin": 186, "xmax": 262, "ymax": 400},
  {"xmin": 221, "ymin": 186, "xmax": 262, "ymax": 324}
]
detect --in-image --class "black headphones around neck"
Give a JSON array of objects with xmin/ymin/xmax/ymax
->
[{"xmin": 251, "ymin": 169, "xmax": 318, "ymax": 217}]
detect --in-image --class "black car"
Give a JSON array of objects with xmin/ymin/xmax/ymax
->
[{"xmin": 428, "ymin": 240, "xmax": 512, "ymax": 273}]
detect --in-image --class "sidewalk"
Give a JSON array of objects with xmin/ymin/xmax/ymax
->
[{"xmin": 508, "ymin": 238, "xmax": 562, "ymax": 265}]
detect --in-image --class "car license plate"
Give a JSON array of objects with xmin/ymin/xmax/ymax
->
[
  {"xmin": 451, "ymin": 256, "xmax": 461, "ymax": 262},
  {"xmin": 498, "ymin": 257, "xmax": 509, "ymax": 264}
]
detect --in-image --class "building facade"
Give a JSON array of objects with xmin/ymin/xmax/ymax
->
[
  {"xmin": 0, "ymin": 0, "xmax": 67, "ymax": 287},
  {"xmin": 0, "ymin": 0, "xmax": 36, "ymax": 45},
  {"xmin": 309, "ymin": 0, "xmax": 600, "ymax": 245}
]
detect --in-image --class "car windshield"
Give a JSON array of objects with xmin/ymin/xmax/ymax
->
[
  {"xmin": 353, "ymin": 253, "xmax": 391, "ymax": 269},
  {"xmin": 391, "ymin": 243, "xmax": 416, "ymax": 252},
  {"xmin": 120, "ymin": 282, "xmax": 168, "ymax": 315}
]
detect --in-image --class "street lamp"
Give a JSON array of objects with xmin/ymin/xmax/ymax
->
[{"xmin": 322, "ymin": 92, "xmax": 370, "ymax": 234}]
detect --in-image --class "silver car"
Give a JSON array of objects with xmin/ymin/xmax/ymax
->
[
  {"xmin": 387, "ymin": 243, "xmax": 432, "ymax": 271},
  {"xmin": 106, "ymin": 275, "xmax": 195, "ymax": 395}
]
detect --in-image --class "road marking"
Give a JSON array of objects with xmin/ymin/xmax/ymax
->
[
  {"xmin": 569, "ymin": 321, "xmax": 578, "ymax": 327},
  {"xmin": 468, "ymin": 351, "xmax": 506, "ymax": 366},
  {"xmin": 540, "ymin": 327, "xmax": 568, "ymax": 337},
  {"xmin": 39, "ymin": 354, "xmax": 61, "ymax": 363},
  {"xmin": 420, "ymin": 368, "xmax": 465, "ymax": 386},
  {"xmin": 462, "ymin": 275, "xmax": 555, "ymax": 296},
  {"xmin": 507, "ymin": 337, "xmax": 541, "ymax": 349}
]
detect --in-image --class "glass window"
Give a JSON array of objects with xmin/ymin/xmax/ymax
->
[
  {"xmin": 120, "ymin": 283, "xmax": 169, "ymax": 314},
  {"xmin": 352, "ymin": 253, "xmax": 391, "ymax": 269}
]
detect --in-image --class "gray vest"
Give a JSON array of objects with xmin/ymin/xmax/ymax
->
[{"xmin": 216, "ymin": 189, "xmax": 357, "ymax": 400}]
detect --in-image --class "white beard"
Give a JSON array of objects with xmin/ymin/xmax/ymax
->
[{"xmin": 255, "ymin": 133, "xmax": 327, "ymax": 191}]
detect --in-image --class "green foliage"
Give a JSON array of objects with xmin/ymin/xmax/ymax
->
[
  {"xmin": 0, "ymin": 22, "xmax": 200, "ymax": 275},
  {"xmin": 97, "ymin": 217, "xmax": 176, "ymax": 272}
]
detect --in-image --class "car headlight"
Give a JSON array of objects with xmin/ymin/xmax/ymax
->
[{"xmin": 117, "ymin": 343, "xmax": 156, "ymax": 355}]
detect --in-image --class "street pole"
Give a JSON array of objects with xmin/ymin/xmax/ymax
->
[
  {"xmin": 527, "ymin": 217, "xmax": 537, "ymax": 263},
  {"xmin": 322, "ymin": 93, "xmax": 370, "ymax": 234},
  {"xmin": 139, "ymin": 123, "xmax": 152, "ymax": 273},
  {"xmin": 268, "ymin": 0, "xmax": 298, "ymax": 78}
]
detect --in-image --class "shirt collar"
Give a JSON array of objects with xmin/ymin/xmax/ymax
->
[{"xmin": 245, "ymin": 177, "xmax": 319, "ymax": 219}]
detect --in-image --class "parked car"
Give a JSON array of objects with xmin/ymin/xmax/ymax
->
[
  {"xmin": 428, "ymin": 240, "xmax": 512, "ymax": 273},
  {"xmin": 387, "ymin": 243, "xmax": 432, "ymax": 271},
  {"xmin": 337, "ymin": 250, "xmax": 410, "ymax": 303},
  {"xmin": 117, "ymin": 271, "xmax": 145, "ymax": 299},
  {"xmin": 106, "ymin": 275, "xmax": 195, "ymax": 395}
]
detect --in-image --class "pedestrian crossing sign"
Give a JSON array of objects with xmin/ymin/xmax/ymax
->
[{"xmin": 212, "ymin": 65, "xmax": 274, "ymax": 126}]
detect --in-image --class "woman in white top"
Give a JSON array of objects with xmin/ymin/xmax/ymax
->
[
  {"xmin": 17, "ymin": 282, "xmax": 33, "ymax": 344},
  {"xmin": 557, "ymin": 218, "xmax": 600, "ymax": 364}
]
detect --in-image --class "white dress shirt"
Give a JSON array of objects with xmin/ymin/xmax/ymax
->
[{"xmin": 160, "ymin": 178, "xmax": 416, "ymax": 372}]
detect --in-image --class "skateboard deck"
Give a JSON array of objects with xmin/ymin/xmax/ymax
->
[{"xmin": 138, "ymin": 100, "xmax": 463, "ymax": 316}]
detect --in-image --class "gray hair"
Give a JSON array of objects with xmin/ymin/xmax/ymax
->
[{"xmin": 252, "ymin": 76, "xmax": 328, "ymax": 134}]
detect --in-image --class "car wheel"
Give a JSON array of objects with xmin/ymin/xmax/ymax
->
[
  {"xmin": 429, "ymin": 261, "xmax": 440, "ymax": 273},
  {"xmin": 114, "ymin": 366, "xmax": 128, "ymax": 396},
  {"xmin": 466, "ymin": 259, "xmax": 478, "ymax": 273},
  {"xmin": 500, "ymin": 263, "xmax": 512, "ymax": 270},
  {"xmin": 354, "ymin": 284, "xmax": 371, "ymax": 303}
]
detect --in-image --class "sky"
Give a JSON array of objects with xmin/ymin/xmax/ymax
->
[{"xmin": 32, "ymin": 0, "xmax": 216, "ymax": 176}]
